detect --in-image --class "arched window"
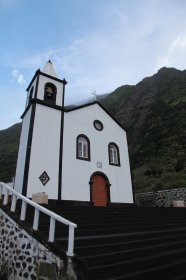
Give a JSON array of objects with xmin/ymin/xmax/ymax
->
[
  {"xmin": 44, "ymin": 83, "xmax": 57, "ymax": 104},
  {"xmin": 77, "ymin": 135, "xmax": 91, "ymax": 161},
  {"xmin": 108, "ymin": 143, "xmax": 120, "ymax": 166}
]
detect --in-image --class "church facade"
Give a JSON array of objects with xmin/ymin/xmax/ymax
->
[{"xmin": 14, "ymin": 61, "xmax": 134, "ymax": 206}]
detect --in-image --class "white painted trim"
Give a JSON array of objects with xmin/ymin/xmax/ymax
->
[{"xmin": 0, "ymin": 182, "xmax": 77, "ymax": 256}]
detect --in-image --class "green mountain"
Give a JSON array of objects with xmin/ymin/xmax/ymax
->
[
  {"xmin": 0, "ymin": 67, "xmax": 185, "ymax": 193},
  {"xmin": 0, "ymin": 123, "xmax": 21, "ymax": 182},
  {"xmin": 101, "ymin": 67, "xmax": 186, "ymax": 192}
]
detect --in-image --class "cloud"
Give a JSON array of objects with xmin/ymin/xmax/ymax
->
[
  {"xmin": 0, "ymin": 0, "xmax": 20, "ymax": 12},
  {"xmin": 0, "ymin": 85, "xmax": 25, "ymax": 130},
  {"xmin": 4, "ymin": 0, "xmax": 186, "ymax": 105},
  {"xmin": 11, "ymin": 68, "xmax": 26, "ymax": 85},
  {"xmin": 156, "ymin": 35, "xmax": 186, "ymax": 70},
  {"xmin": 12, "ymin": 68, "xmax": 18, "ymax": 78},
  {"xmin": 2, "ymin": 0, "xmax": 186, "ymax": 130},
  {"xmin": 17, "ymin": 74, "xmax": 26, "ymax": 85}
]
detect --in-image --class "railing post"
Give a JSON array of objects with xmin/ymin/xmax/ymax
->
[
  {"xmin": 33, "ymin": 209, "xmax": 40, "ymax": 230},
  {"xmin": 67, "ymin": 224, "xmax": 75, "ymax": 256},
  {"xmin": 11, "ymin": 194, "xmax": 17, "ymax": 212},
  {"xmin": 3, "ymin": 189, "xmax": 9, "ymax": 205},
  {"xmin": 48, "ymin": 217, "xmax": 55, "ymax": 242},
  {"xmin": 0, "ymin": 182, "xmax": 77, "ymax": 256},
  {"xmin": 20, "ymin": 201, "xmax": 27, "ymax": 221}
]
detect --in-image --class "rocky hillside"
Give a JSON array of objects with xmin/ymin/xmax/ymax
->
[
  {"xmin": 0, "ymin": 67, "xmax": 185, "ymax": 193},
  {"xmin": 0, "ymin": 123, "xmax": 21, "ymax": 182},
  {"xmin": 101, "ymin": 67, "xmax": 186, "ymax": 192}
]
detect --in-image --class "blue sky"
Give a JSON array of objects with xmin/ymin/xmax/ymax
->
[{"xmin": 1, "ymin": 0, "xmax": 186, "ymax": 129}]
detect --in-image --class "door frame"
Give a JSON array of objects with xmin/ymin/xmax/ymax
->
[{"xmin": 89, "ymin": 172, "xmax": 111, "ymax": 206}]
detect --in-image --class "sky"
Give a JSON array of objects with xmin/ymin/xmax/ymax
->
[{"xmin": 1, "ymin": 0, "xmax": 186, "ymax": 130}]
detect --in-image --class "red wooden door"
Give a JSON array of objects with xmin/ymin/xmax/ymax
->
[{"xmin": 91, "ymin": 174, "xmax": 108, "ymax": 206}]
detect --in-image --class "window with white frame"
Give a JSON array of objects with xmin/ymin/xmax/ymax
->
[
  {"xmin": 77, "ymin": 135, "xmax": 91, "ymax": 161},
  {"xmin": 108, "ymin": 143, "xmax": 120, "ymax": 166}
]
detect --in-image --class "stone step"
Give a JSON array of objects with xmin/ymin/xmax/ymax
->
[
  {"xmin": 88, "ymin": 248, "xmax": 186, "ymax": 279},
  {"xmin": 74, "ymin": 232, "xmax": 186, "ymax": 255},
  {"xmin": 8, "ymin": 202, "xmax": 186, "ymax": 280},
  {"xmin": 84, "ymin": 240, "xmax": 186, "ymax": 266},
  {"xmin": 38, "ymin": 221, "xmax": 186, "ymax": 238},
  {"xmin": 102, "ymin": 259, "xmax": 186, "ymax": 280}
]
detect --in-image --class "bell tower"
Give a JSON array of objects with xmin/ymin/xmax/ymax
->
[{"xmin": 14, "ymin": 61, "xmax": 67, "ymax": 199}]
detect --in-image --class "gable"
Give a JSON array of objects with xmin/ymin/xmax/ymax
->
[
  {"xmin": 65, "ymin": 101, "xmax": 127, "ymax": 132},
  {"xmin": 64, "ymin": 103, "xmax": 127, "ymax": 145}
]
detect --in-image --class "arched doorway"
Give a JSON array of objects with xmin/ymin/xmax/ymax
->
[{"xmin": 90, "ymin": 172, "xmax": 110, "ymax": 206}]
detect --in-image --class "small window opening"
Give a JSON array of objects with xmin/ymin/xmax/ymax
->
[{"xmin": 44, "ymin": 83, "xmax": 57, "ymax": 104}]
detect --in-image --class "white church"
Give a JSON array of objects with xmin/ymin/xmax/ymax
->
[{"xmin": 14, "ymin": 61, "xmax": 134, "ymax": 206}]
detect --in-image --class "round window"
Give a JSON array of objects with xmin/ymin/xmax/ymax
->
[{"xmin": 94, "ymin": 120, "xmax": 103, "ymax": 131}]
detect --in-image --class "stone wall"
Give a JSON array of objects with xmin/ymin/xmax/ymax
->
[
  {"xmin": 0, "ymin": 209, "xmax": 77, "ymax": 280},
  {"xmin": 135, "ymin": 188, "xmax": 186, "ymax": 207}
]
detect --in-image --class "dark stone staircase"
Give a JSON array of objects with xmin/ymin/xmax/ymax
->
[{"xmin": 4, "ymin": 202, "xmax": 186, "ymax": 279}]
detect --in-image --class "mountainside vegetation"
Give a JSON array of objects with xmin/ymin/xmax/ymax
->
[
  {"xmin": 101, "ymin": 67, "xmax": 186, "ymax": 193},
  {"xmin": 0, "ymin": 123, "xmax": 21, "ymax": 182},
  {"xmin": 0, "ymin": 67, "xmax": 185, "ymax": 193}
]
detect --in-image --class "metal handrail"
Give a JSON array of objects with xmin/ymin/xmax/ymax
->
[{"xmin": 0, "ymin": 182, "xmax": 77, "ymax": 256}]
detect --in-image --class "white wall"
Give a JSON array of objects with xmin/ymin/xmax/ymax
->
[
  {"xmin": 14, "ymin": 100, "xmax": 133, "ymax": 203},
  {"xmin": 26, "ymin": 104, "xmax": 61, "ymax": 198},
  {"xmin": 25, "ymin": 78, "xmax": 37, "ymax": 108},
  {"xmin": 14, "ymin": 108, "xmax": 31, "ymax": 194},
  {"xmin": 62, "ymin": 104, "xmax": 133, "ymax": 203},
  {"xmin": 14, "ymin": 72, "xmax": 65, "ymax": 198}
]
